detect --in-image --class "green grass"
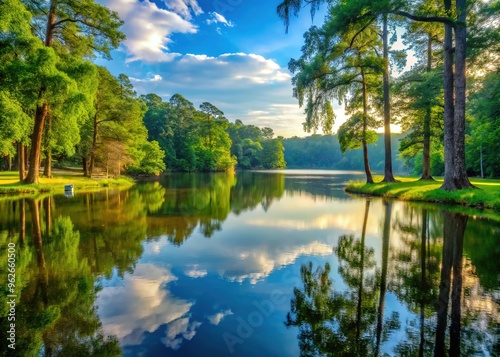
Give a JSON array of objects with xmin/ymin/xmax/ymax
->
[
  {"xmin": 346, "ymin": 176, "xmax": 500, "ymax": 212},
  {"xmin": 0, "ymin": 169, "xmax": 135, "ymax": 197}
]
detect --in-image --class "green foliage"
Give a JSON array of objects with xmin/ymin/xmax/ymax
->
[
  {"xmin": 24, "ymin": 0, "xmax": 125, "ymax": 58},
  {"xmin": 338, "ymin": 113, "xmax": 378, "ymax": 154},
  {"xmin": 283, "ymin": 133, "xmax": 406, "ymax": 172},
  {"xmin": 128, "ymin": 141, "xmax": 166, "ymax": 175},
  {"xmin": 260, "ymin": 139, "xmax": 287, "ymax": 169},
  {"xmin": 467, "ymin": 71, "xmax": 500, "ymax": 178}
]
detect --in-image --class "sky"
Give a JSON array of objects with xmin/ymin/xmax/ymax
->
[{"xmin": 96, "ymin": 0, "xmax": 412, "ymax": 137}]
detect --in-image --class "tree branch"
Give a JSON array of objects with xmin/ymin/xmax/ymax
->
[{"xmin": 393, "ymin": 11, "xmax": 456, "ymax": 28}]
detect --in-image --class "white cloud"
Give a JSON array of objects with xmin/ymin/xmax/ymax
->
[
  {"xmin": 163, "ymin": 0, "xmax": 203, "ymax": 20},
  {"xmin": 206, "ymin": 11, "xmax": 234, "ymax": 28},
  {"xmin": 96, "ymin": 263, "xmax": 195, "ymax": 347},
  {"xmin": 102, "ymin": 0, "xmax": 198, "ymax": 62},
  {"xmin": 162, "ymin": 317, "xmax": 202, "ymax": 350},
  {"xmin": 206, "ymin": 309, "xmax": 233, "ymax": 325},
  {"xmin": 126, "ymin": 52, "xmax": 311, "ymax": 137},
  {"xmin": 223, "ymin": 241, "xmax": 333, "ymax": 284},
  {"xmin": 130, "ymin": 74, "xmax": 163, "ymax": 82},
  {"xmin": 185, "ymin": 265, "xmax": 208, "ymax": 278}
]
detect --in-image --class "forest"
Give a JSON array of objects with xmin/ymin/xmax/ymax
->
[
  {"xmin": 1, "ymin": 0, "xmax": 500, "ymax": 186},
  {"xmin": 277, "ymin": 0, "xmax": 500, "ymax": 187}
]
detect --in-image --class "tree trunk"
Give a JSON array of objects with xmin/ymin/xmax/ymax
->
[
  {"xmin": 453, "ymin": 0, "xmax": 473, "ymax": 189},
  {"xmin": 356, "ymin": 199, "xmax": 370, "ymax": 350},
  {"xmin": 17, "ymin": 142, "xmax": 26, "ymax": 181},
  {"xmin": 382, "ymin": 14, "xmax": 396, "ymax": 183},
  {"xmin": 480, "ymin": 144, "xmax": 484, "ymax": 178},
  {"xmin": 361, "ymin": 68, "xmax": 374, "ymax": 184},
  {"xmin": 44, "ymin": 196, "xmax": 52, "ymax": 235},
  {"xmin": 19, "ymin": 198, "xmax": 25, "ymax": 245},
  {"xmin": 83, "ymin": 157, "xmax": 89, "ymax": 177},
  {"xmin": 89, "ymin": 115, "xmax": 98, "ymax": 178},
  {"xmin": 440, "ymin": 0, "xmax": 456, "ymax": 191},
  {"xmin": 419, "ymin": 209, "xmax": 428, "ymax": 357},
  {"xmin": 421, "ymin": 34, "xmax": 434, "ymax": 180},
  {"xmin": 449, "ymin": 213, "xmax": 467, "ymax": 357},
  {"xmin": 43, "ymin": 115, "xmax": 52, "ymax": 178},
  {"xmin": 25, "ymin": 101, "xmax": 48, "ymax": 184},
  {"xmin": 434, "ymin": 211, "xmax": 455, "ymax": 355},
  {"xmin": 25, "ymin": 0, "xmax": 57, "ymax": 184},
  {"xmin": 375, "ymin": 200, "xmax": 391, "ymax": 357}
]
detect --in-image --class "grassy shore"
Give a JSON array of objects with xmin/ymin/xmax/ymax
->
[
  {"xmin": 0, "ymin": 169, "xmax": 135, "ymax": 197},
  {"xmin": 345, "ymin": 176, "xmax": 500, "ymax": 211}
]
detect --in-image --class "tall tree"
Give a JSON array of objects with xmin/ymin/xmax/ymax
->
[
  {"xmin": 394, "ymin": 16, "xmax": 444, "ymax": 180},
  {"xmin": 277, "ymin": 0, "xmax": 500, "ymax": 190},
  {"xmin": 0, "ymin": 0, "xmax": 41, "ymax": 180},
  {"xmin": 278, "ymin": 0, "xmax": 398, "ymax": 182},
  {"xmin": 287, "ymin": 16, "xmax": 383, "ymax": 183},
  {"xmin": 22, "ymin": 0, "xmax": 124, "ymax": 183}
]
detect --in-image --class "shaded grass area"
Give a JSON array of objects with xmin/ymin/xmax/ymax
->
[
  {"xmin": 346, "ymin": 176, "xmax": 500, "ymax": 212},
  {"xmin": 0, "ymin": 169, "xmax": 135, "ymax": 197}
]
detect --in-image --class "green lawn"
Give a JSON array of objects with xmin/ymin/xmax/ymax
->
[
  {"xmin": 346, "ymin": 176, "xmax": 500, "ymax": 212},
  {"xmin": 0, "ymin": 169, "xmax": 134, "ymax": 197}
]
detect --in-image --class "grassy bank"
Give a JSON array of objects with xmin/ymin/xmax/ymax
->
[
  {"xmin": 346, "ymin": 176, "xmax": 500, "ymax": 212},
  {"xmin": 0, "ymin": 169, "xmax": 135, "ymax": 197}
]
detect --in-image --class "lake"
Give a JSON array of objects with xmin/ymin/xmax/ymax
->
[{"xmin": 1, "ymin": 170, "xmax": 499, "ymax": 356}]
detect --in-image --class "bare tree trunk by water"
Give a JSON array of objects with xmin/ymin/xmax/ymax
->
[
  {"xmin": 25, "ymin": 101, "xmax": 48, "ymax": 184},
  {"xmin": 441, "ymin": 0, "xmax": 456, "ymax": 191},
  {"xmin": 361, "ymin": 68, "xmax": 374, "ymax": 184},
  {"xmin": 453, "ymin": 0, "xmax": 473, "ymax": 189},
  {"xmin": 43, "ymin": 115, "xmax": 52, "ymax": 178},
  {"xmin": 421, "ymin": 34, "xmax": 434, "ymax": 180},
  {"xmin": 382, "ymin": 14, "xmax": 397, "ymax": 183}
]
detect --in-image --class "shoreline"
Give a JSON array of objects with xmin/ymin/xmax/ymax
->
[
  {"xmin": 345, "ymin": 176, "xmax": 500, "ymax": 213},
  {"xmin": 0, "ymin": 170, "xmax": 135, "ymax": 198}
]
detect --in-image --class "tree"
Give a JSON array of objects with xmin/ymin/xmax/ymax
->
[
  {"xmin": 23, "ymin": 0, "xmax": 124, "ymax": 183},
  {"xmin": 259, "ymin": 138, "xmax": 286, "ymax": 169},
  {"xmin": 287, "ymin": 16, "xmax": 383, "ymax": 183},
  {"xmin": 278, "ymin": 0, "xmax": 500, "ymax": 190},
  {"xmin": 195, "ymin": 102, "xmax": 236, "ymax": 172},
  {"xmin": 0, "ymin": 0, "xmax": 42, "ymax": 180},
  {"xmin": 42, "ymin": 57, "xmax": 98, "ymax": 177},
  {"xmin": 467, "ymin": 71, "xmax": 500, "ymax": 177},
  {"xmin": 83, "ymin": 68, "xmax": 146, "ymax": 177},
  {"xmin": 278, "ymin": 0, "xmax": 398, "ymax": 182},
  {"xmin": 127, "ymin": 140, "xmax": 166, "ymax": 176},
  {"xmin": 261, "ymin": 127, "xmax": 274, "ymax": 139}
]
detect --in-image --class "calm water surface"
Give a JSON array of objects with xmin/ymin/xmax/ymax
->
[{"xmin": 1, "ymin": 170, "xmax": 499, "ymax": 356}]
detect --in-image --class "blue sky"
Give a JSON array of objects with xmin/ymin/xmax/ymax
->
[
  {"xmin": 96, "ymin": 0, "xmax": 333, "ymax": 137},
  {"xmin": 97, "ymin": 0, "xmax": 413, "ymax": 137}
]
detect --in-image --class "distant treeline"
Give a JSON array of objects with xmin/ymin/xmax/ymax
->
[
  {"xmin": 142, "ymin": 94, "xmax": 286, "ymax": 172},
  {"xmin": 283, "ymin": 134, "xmax": 410, "ymax": 174}
]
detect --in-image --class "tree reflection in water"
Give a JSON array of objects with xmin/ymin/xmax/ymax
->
[
  {"xmin": 0, "ymin": 198, "xmax": 121, "ymax": 357},
  {"xmin": 285, "ymin": 200, "xmax": 399, "ymax": 356},
  {"xmin": 285, "ymin": 201, "xmax": 492, "ymax": 356}
]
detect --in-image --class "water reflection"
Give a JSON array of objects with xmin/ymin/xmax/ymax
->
[
  {"xmin": 0, "ymin": 171, "xmax": 499, "ymax": 356},
  {"xmin": 287, "ymin": 199, "xmax": 500, "ymax": 356},
  {"xmin": 0, "ymin": 198, "xmax": 120, "ymax": 356}
]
